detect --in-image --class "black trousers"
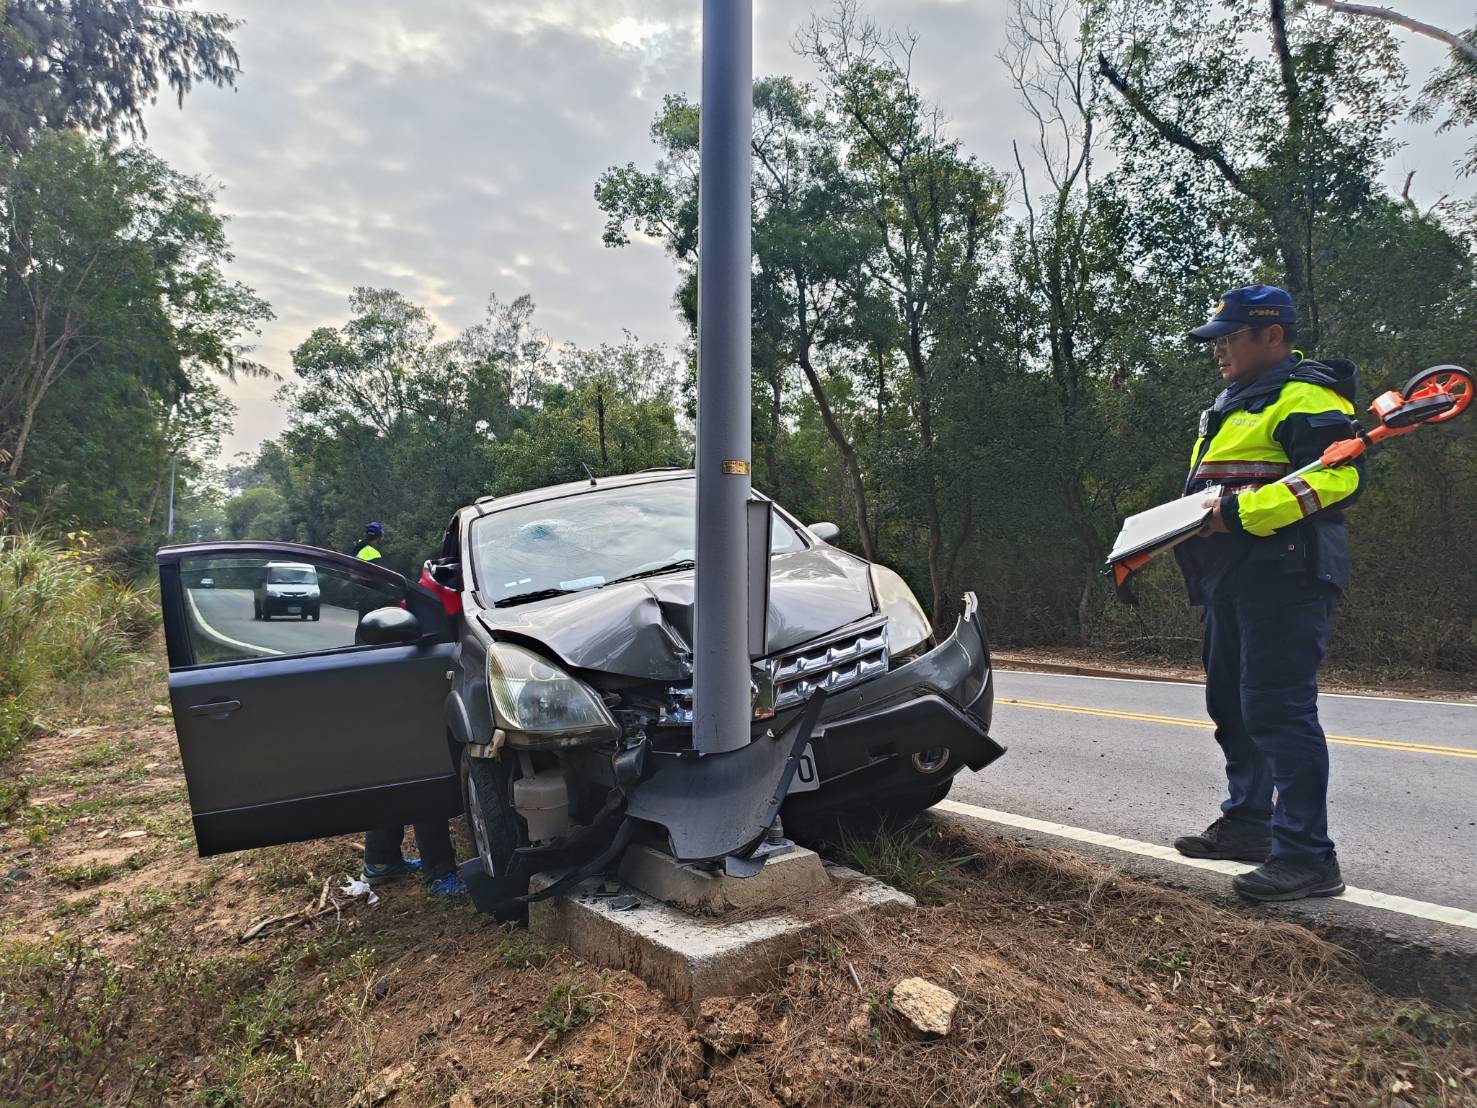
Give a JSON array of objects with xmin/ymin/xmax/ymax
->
[
  {"xmin": 364, "ymin": 822, "xmax": 456, "ymax": 879},
  {"xmin": 1202, "ymin": 566, "xmax": 1339, "ymax": 862}
]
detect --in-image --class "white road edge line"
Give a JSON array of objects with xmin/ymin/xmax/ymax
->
[
  {"xmin": 185, "ymin": 589, "xmax": 283, "ymax": 659},
  {"xmin": 936, "ymin": 798, "xmax": 1477, "ymax": 931},
  {"xmin": 1000, "ymin": 668, "xmax": 1477, "ymax": 709}
]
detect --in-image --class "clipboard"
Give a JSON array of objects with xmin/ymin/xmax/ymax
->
[{"xmin": 1105, "ymin": 485, "xmax": 1222, "ymax": 584}]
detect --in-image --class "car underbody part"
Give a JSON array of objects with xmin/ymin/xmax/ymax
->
[
  {"xmin": 625, "ymin": 688, "xmax": 827, "ymax": 864},
  {"xmin": 511, "ymin": 757, "xmax": 571, "ymax": 843}
]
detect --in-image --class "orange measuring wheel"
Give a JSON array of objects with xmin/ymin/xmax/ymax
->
[{"xmin": 1401, "ymin": 365, "xmax": 1473, "ymax": 424}]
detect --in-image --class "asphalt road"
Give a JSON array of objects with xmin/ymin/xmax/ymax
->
[
  {"xmin": 187, "ymin": 587, "xmax": 360, "ymax": 656},
  {"xmin": 951, "ymin": 670, "xmax": 1477, "ymax": 913}
]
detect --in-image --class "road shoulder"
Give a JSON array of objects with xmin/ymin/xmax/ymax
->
[{"xmin": 935, "ymin": 801, "xmax": 1477, "ymax": 1007}]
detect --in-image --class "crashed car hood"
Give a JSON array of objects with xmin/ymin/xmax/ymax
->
[{"xmin": 478, "ymin": 545, "xmax": 875, "ymax": 680}]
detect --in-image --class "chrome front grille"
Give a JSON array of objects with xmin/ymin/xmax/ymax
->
[
  {"xmin": 656, "ymin": 621, "xmax": 889, "ymax": 724},
  {"xmin": 771, "ymin": 623, "xmax": 888, "ymax": 710}
]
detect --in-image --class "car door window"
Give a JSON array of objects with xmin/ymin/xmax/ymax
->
[
  {"xmin": 770, "ymin": 512, "xmax": 804, "ymax": 554},
  {"xmin": 179, "ymin": 554, "xmax": 405, "ymax": 665}
]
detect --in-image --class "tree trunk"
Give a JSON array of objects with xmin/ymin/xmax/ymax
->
[
  {"xmin": 765, "ymin": 368, "xmax": 782, "ymax": 489},
  {"xmin": 6, "ymin": 399, "xmax": 41, "ymax": 477},
  {"xmin": 796, "ymin": 346, "xmax": 877, "ymax": 562},
  {"xmin": 595, "ymin": 387, "xmax": 609, "ymax": 468}
]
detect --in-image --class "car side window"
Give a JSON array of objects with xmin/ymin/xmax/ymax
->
[
  {"xmin": 771, "ymin": 511, "xmax": 804, "ymax": 554},
  {"xmin": 178, "ymin": 554, "xmax": 405, "ymax": 666}
]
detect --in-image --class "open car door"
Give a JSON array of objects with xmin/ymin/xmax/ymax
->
[{"xmin": 157, "ymin": 541, "xmax": 461, "ymax": 856}]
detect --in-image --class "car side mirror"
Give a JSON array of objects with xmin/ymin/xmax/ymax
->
[
  {"xmin": 809, "ymin": 521, "xmax": 840, "ymax": 543},
  {"xmin": 355, "ymin": 606, "xmax": 421, "ymax": 646}
]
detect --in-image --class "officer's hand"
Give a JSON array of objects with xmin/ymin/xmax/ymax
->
[{"xmin": 1198, "ymin": 498, "xmax": 1230, "ymax": 536}]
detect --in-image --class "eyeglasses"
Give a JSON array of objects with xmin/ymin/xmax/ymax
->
[{"xmin": 1212, "ymin": 327, "xmax": 1252, "ymax": 351}]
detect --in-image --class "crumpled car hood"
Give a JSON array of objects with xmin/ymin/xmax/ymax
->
[{"xmin": 478, "ymin": 545, "xmax": 876, "ymax": 680}]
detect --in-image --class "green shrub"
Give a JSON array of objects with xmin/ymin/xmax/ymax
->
[{"xmin": 0, "ymin": 532, "xmax": 158, "ymax": 765}]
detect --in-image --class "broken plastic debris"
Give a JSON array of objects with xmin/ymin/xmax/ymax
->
[
  {"xmin": 608, "ymin": 894, "xmax": 640, "ymax": 911},
  {"xmin": 339, "ymin": 876, "xmax": 381, "ymax": 906}
]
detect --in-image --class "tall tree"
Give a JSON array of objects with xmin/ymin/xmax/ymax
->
[
  {"xmin": 598, "ymin": 79, "xmax": 885, "ymax": 559},
  {"xmin": 1093, "ymin": 0, "xmax": 1406, "ymax": 343},
  {"xmin": 799, "ymin": 3, "xmax": 1008, "ymax": 625},
  {"xmin": 0, "ymin": 130, "xmax": 269, "ymax": 478},
  {"xmin": 0, "ymin": 0, "xmax": 240, "ymax": 153}
]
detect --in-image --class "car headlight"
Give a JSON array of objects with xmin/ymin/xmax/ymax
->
[
  {"xmin": 869, "ymin": 565, "xmax": 932, "ymax": 658},
  {"xmin": 487, "ymin": 642, "xmax": 617, "ymax": 741}
]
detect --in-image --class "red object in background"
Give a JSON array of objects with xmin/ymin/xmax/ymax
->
[{"xmin": 419, "ymin": 564, "xmax": 463, "ymax": 617}]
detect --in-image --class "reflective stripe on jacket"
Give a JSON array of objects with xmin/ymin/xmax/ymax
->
[{"xmin": 1174, "ymin": 355, "xmax": 1364, "ymax": 602}]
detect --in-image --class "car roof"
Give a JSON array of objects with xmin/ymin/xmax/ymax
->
[
  {"xmin": 264, "ymin": 561, "xmax": 316, "ymax": 571},
  {"xmin": 469, "ymin": 468, "xmax": 701, "ymax": 517}
]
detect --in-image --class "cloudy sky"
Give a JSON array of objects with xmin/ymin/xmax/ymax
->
[{"xmin": 137, "ymin": 0, "xmax": 1474, "ymax": 458}]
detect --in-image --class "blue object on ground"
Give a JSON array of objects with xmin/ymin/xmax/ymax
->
[{"xmin": 427, "ymin": 871, "xmax": 468, "ymax": 898}]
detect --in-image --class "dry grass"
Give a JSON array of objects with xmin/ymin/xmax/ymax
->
[{"xmin": 743, "ymin": 818, "xmax": 1476, "ymax": 1107}]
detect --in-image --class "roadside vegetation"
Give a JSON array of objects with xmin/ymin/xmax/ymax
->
[{"xmin": 0, "ymin": 534, "xmax": 158, "ymax": 779}]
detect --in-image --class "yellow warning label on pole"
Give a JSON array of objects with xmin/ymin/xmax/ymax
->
[{"xmin": 721, "ymin": 460, "xmax": 751, "ymax": 475}]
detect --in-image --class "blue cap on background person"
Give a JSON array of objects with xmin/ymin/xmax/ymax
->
[
  {"xmin": 1189, "ymin": 285, "xmax": 1297, "ymax": 340},
  {"xmin": 365, "ymin": 521, "xmax": 383, "ymax": 538}
]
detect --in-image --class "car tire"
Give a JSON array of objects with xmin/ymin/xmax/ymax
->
[
  {"xmin": 311, "ymin": 611, "xmax": 320, "ymax": 621},
  {"xmin": 459, "ymin": 748, "xmax": 530, "ymax": 922}
]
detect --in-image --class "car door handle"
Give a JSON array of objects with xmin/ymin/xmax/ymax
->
[{"xmin": 187, "ymin": 699, "xmax": 241, "ymax": 719}]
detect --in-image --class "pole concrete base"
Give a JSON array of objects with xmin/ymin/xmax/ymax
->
[
  {"xmin": 528, "ymin": 858, "xmax": 913, "ymax": 1006},
  {"xmin": 616, "ymin": 843, "xmax": 831, "ymax": 915}
]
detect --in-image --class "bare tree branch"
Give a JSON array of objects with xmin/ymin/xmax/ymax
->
[
  {"xmin": 1096, "ymin": 52, "xmax": 1261, "ymax": 203},
  {"xmin": 1306, "ymin": 0, "xmax": 1477, "ymax": 63}
]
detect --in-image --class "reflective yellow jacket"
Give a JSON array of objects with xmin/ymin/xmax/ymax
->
[{"xmin": 1175, "ymin": 355, "xmax": 1363, "ymax": 601}]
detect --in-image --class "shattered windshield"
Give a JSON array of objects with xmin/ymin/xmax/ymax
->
[{"xmin": 470, "ymin": 479, "xmax": 802, "ymax": 605}]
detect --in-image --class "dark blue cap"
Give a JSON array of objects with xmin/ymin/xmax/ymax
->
[
  {"xmin": 365, "ymin": 521, "xmax": 383, "ymax": 537},
  {"xmin": 1189, "ymin": 284, "xmax": 1297, "ymax": 340}
]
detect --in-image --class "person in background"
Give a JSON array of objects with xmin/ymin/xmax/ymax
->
[
  {"xmin": 353, "ymin": 520, "xmax": 466, "ymax": 898},
  {"xmin": 356, "ymin": 521, "xmax": 384, "ymax": 562}
]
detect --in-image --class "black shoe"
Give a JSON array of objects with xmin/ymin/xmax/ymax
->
[
  {"xmin": 1232, "ymin": 855, "xmax": 1345, "ymax": 902},
  {"xmin": 1174, "ymin": 817, "xmax": 1272, "ymax": 863}
]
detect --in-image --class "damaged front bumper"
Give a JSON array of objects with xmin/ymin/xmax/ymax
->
[{"xmin": 787, "ymin": 591, "xmax": 1004, "ymax": 811}]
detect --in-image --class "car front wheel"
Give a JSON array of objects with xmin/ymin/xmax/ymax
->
[{"xmin": 459, "ymin": 747, "xmax": 530, "ymax": 921}]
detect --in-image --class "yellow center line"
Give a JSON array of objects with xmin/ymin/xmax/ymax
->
[{"xmin": 998, "ymin": 698, "xmax": 1477, "ymax": 760}]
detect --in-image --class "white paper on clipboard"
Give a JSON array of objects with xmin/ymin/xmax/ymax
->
[{"xmin": 1106, "ymin": 485, "xmax": 1224, "ymax": 565}]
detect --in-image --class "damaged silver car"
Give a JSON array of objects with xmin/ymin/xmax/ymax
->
[{"xmin": 156, "ymin": 470, "xmax": 1003, "ymax": 914}]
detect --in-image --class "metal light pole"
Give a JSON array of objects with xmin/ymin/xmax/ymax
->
[{"xmin": 693, "ymin": 0, "xmax": 754, "ymax": 756}]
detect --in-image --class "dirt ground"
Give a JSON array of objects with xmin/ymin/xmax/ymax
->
[{"xmin": 0, "ymin": 644, "xmax": 1473, "ymax": 1106}]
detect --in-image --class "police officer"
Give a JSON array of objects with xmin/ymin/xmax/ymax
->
[
  {"xmin": 1172, "ymin": 285, "xmax": 1362, "ymax": 902},
  {"xmin": 356, "ymin": 521, "xmax": 384, "ymax": 563},
  {"xmin": 353, "ymin": 520, "xmax": 466, "ymax": 897}
]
